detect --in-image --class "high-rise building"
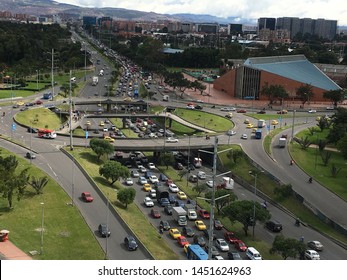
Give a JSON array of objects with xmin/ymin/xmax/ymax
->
[{"xmin": 258, "ymin": 17, "xmax": 276, "ymax": 31}]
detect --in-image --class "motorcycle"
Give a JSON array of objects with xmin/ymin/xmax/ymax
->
[
  {"xmin": 290, "ymin": 160, "xmax": 294, "ymax": 165},
  {"xmin": 308, "ymin": 177, "xmax": 313, "ymax": 183}
]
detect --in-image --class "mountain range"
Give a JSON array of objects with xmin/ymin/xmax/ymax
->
[{"xmin": 2, "ymin": 0, "xmax": 255, "ymax": 25}]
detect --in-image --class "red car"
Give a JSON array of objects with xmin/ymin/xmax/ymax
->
[
  {"xmin": 81, "ymin": 192, "xmax": 93, "ymax": 202},
  {"xmin": 234, "ymin": 240, "xmax": 247, "ymax": 251},
  {"xmin": 237, "ymin": 109, "xmax": 247, "ymax": 113},
  {"xmin": 151, "ymin": 208, "xmax": 161, "ymax": 219},
  {"xmin": 166, "ymin": 179, "xmax": 174, "ymax": 186},
  {"xmin": 198, "ymin": 209, "xmax": 210, "ymax": 219},
  {"xmin": 35, "ymin": 100, "xmax": 43, "ymax": 105},
  {"xmin": 177, "ymin": 236, "xmax": 189, "ymax": 247},
  {"xmin": 224, "ymin": 231, "xmax": 238, "ymax": 243}
]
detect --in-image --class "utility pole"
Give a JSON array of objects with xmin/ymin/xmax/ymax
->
[
  {"xmin": 69, "ymin": 70, "xmax": 73, "ymax": 151},
  {"xmin": 51, "ymin": 49, "xmax": 55, "ymax": 101}
]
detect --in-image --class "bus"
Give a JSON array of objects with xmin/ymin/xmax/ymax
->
[
  {"xmin": 255, "ymin": 129, "xmax": 262, "ymax": 139},
  {"xmin": 38, "ymin": 129, "xmax": 57, "ymax": 139},
  {"xmin": 186, "ymin": 244, "xmax": 208, "ymax": 260}
]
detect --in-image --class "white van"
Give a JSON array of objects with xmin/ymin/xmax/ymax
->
[
  {"xmin": 70, "ymin": 77, "xmax": 76, "ymax": 83},
  {"xmin": 246, "ymin": 247, "xmax": 262, "ymax": 260}
]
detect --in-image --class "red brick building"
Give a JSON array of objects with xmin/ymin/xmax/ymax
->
[{"xmin": 213, "ymin": 55, "xmax": 341, "ymax": 102}]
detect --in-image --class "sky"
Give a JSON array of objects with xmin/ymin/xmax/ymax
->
[{"xmin": 54, "ymin": 0, "xmax": 347, "ymax": 26}]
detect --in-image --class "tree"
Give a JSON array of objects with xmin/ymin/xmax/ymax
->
[
  {"xmin": 226, "ymin": 149, "xmax": 243, "ymax": 165},
  {"xmin": 296, "ymin": 84, "xmax": 314, "ymax": 106},
  {"xmin": 0, "ymin": 155, "xmax": 29, "ymax": 208},
  {"xmin": 90, "ymin": 138, "xmax": 114, "ymax": 160},
  {"xmin": 99, "ymin": 161, "xmax": 130, "ymax": 185},
  {"xmin": 117, "ymin": 188, "xmax": 136, "ymax": 208},
  {"xmin": 205, "ymin": 189, "xmax": 237, "ymax": 214},
  {"xmin": 295, "ymin": 136, "xmax": 312, "ymax": 150},
  {"xmin": 330, "ymin": 163, "xmax": 342, "ymax": 178},
  {"xmin": 316, "ymin": 117, "xmax": 329, "ymax": 131},
  {"xmin": 159, "ymin": 152, "xmax": 175, "ymax": 169},
  {"xmin": 336, "ymin": 134, "xmax": 347, "ymax": 159},
  {"xmin": 270, "ymin": 234, "xmax": 306, "ymax": 259},
  {"xmin": 274, "ymin": 184, "xmax": 293, "ymax": 201},
  {"xmin": 323, "ymin": 89, "xmax": 345, "ymax": 107},
  {"xmin": 320, "ymin": 150, "xmax": 332, "ymax": 166},
  {"xmin": 178, "ymin": 169, "xmax": 188, "ymax": 180},
  {"xmin": 223, "ymin": 200, "xmax": 271, "ymax": 236},
  {"xmin": 28, "ymin": 176, "xmax": 49, "ymax": 195},
  {"xmin": 192, "ymin": 183, "xmax": 208, "ymax": 196}
]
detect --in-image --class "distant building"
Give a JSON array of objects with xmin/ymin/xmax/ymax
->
[
  {"xmin": 228, "ymin": 24, "xmax": 243, "ymax": 35},
  {"xmin": 213, "ymin": 55, "xmax": 341, "ymax": 102},
  {"xmin": 276, "ymin": 17, "xmax": 337, "ymax": 40},
  {"xmin": 83, "ymin": 16, "xmax": 97, "ymax": 26},
  {"xmin": 258, "ymin": 17, "xmax": 276, "ymax": 31},
  {"xmin": 195, "ymin": 23, "xmax": 218, "ymax": 34}
]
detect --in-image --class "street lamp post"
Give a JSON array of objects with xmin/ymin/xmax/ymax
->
[
  {"xmin": 36, "ymin": 70, "xmax": 39, "ymax": 90},
  {"xmin": 249, "ymin": 170, "xmax": 263, "ymax": 241},
  {"xmin": 291, "ymin": 109, "xmax": 296, "ymax": 142},
  {"xmin": 198, "ymin": 137, "xmax": 233, "ymax": 259},
  {"xmin": 40, "ymin": 202, "xmax": 45, "ymax": 255},
  {"xmin": 84, "ymin": 43, "xmax": 87, "ymax": 81}
]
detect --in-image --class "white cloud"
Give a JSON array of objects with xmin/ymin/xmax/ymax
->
[{"xmin": 54, "ymin": 0, "xmax": 347, "ymax": 25}]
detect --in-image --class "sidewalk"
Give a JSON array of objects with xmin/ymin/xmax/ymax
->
[{"xmin": 0, "ymin": 240, "xmax": 32, "ymax": 260}]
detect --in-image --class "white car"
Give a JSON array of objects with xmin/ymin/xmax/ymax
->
[
  {"xmin": 125, "ymin": 178, "xmax": 133, "ymax": 186},
  {"xmin": 227, "ymin": 130, "xmax": 236, "ymax": 136},
  {"xmin": 131, "ymin": 170, "xmax": 140, "ymax": 177},
  {"xmin": 166, "ymin": 137, "xmax": 179, "ymax": 143},
  {"xmin": 148, "ymin": 162, "xmax": 156, "ymax": 170},
  {"xmin": 215, "ymin": 238, "xmax": 229, "ymax": 252},
  {"xmin": 138, "ymin": 165, "xmax": 147, "ymax": 173},
  {"xmin": 206, "ymin": 180, "xmax": 214, "ymax": 188},
  {"xmin": 197, "ymin": 171, "xmax": 206, "ymax": 180},
  {"xmin": 241, "ymin": 133, "xmax": 248, "ymax": 139},
  {"xmin": 220, "ymin": 107, "xmax": 236, "ymax": 111},
  {"xmin": 149, "ymin": 175, "xmax": 159, "ymax": 184},
  {"xmin": 138, "ymin": 176, "xmax": 147, "ymax": 185},
  {"xmin": 213, "ymin": 255, "xmax": 224, "ymax": 260},
  {"xmin": 169, "ymin": 183, "xmax": 179, "ymax": 193},
  {"xmin": 308, "ymin": 109, "xmax": 317, "ymax": 113},
  {"xmin": 149, "ymin": 189, "xmax": 157, "ymax": 198},
  {"xmin": 144, "ymin": 197, "xmax": 154, "ymax": 207},
  {"xmin": 304, "ymin": 250, "xmax": 320, "ymax": 260}
]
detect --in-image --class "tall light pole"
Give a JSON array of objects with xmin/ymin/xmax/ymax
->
[
  {"xmin": 199, "ymin": 137, "xmax": 233, "ymax": 259},
  {"xmin": 291, "ymin": 109, "xmax": 296, "ymax": 142},
  {"xmin": 40, "ymin": 202, "xmax": 45, "ymax": 255},
  {"xmin": 51, "ymin": 49, "xmax": 55, "ymax": 101},
  {"xmin": 36, "ymin": 70, "xmax": 39, "ymax": 90},
  {"xmin": 249, "ymin": 170, "xmax": 263, "ymax": 241},
  {"xmin": 69, "ymin": 70, "xmax": 73, "ymax": 151},
  {"xmin": 84, "ymin": 43, "xmax": 87, "ymax": 81}
]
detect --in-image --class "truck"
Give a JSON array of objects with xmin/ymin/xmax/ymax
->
[
  {"xmin": 217, "ymin": 177, "xmax": 234, "ymax": 190},
  {"xmin": 156, "ymin": 187, "xmax": 170, "ymax": 206},
  {"xmin": 258, "ymin": 119, "xmax": 266, "ymax": 128},
  {"xmin": 163, "ymin": 95, "xmax": 169, "ymax": 102},
  {"xmin": 279, "ymin": 137, "xmax": 287, "ymax": 148},
  {"xmin": 92, "ymin": 76, "xmax": 98, "ymax": 86},
  {"xmin": 184, "ymin": 204, "xmax": 197, "ymax": 221},
  {"xmin": 172, "ymin": 206, "xmax": 187, "ymax": 226}
]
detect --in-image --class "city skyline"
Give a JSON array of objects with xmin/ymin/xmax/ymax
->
[{"xmin": 54, "ymin": 0, "xmax": 347, "ymax": 26}]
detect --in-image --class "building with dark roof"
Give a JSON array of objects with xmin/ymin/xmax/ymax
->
[{"xmin": 213, "ymin": 55, "xmax": 341, "ymax": 102}]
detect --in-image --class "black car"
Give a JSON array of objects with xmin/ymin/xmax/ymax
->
[
  {"xmin": 182, "ymin": 226, "xmax": 195, "ymax": 237},
  {"xmin": 159, "ymin": 220, "xmax": 170, "ymax": 231},
  {"xmin": 124, "ymin": 235, "xmax": 138, "ymax": 251},
  {"xmin": 203, "ymin": 229, "xmax": 216, "ymax": 240},
  {"xmin": 194, "ymin": 105, "xmax": 203, "ymax": 110},
  {"xmin": 175, "ymin": 162, "xmax": 184, "ymax": 170},
  {"xmin": 164, "ymin": 204, "xmax": 173, "ymax": 215},
  {"xmin": 26, "ymin": 152, "xmax": 36, "ymax": 159},
  {"xmin": 265, "ymin": 220, "xmax": 283, "ymax": 232},
  {"xmin": 27, "ymin": 127, "xmax": 38, "ymax": 133},
  {"xmin": 98, "ymin": 223, "xmax": 111, "ymax": 237},
  {"xmin": 168, "ymin": 195, "xmax": 176, "ymax": 205},
  {"xmin": 193, "ymin": 235, "xmax": 206, "ymax": 247},
  {"xmin": 228, "ymin": 251, "xmax": 242, "ymax": 260}
]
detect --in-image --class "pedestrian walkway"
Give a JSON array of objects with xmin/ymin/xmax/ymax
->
[{"xmin": 0, "ymin": 240, "xmax": 32, "ymax": 260}]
